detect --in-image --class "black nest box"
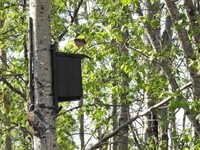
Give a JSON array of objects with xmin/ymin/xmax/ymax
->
[{"xmin": 51, "ymin": 44, "xmax": 89, "ymax": 109}]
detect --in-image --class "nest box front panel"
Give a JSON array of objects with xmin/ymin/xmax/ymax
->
[{"xmin": 56, "ymin": 56, "xmax": 83, "ymax": 101}]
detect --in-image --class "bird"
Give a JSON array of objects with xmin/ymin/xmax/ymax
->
[{"xmin": 74, "ymin": 38, "xmax": 86, "ymax": 49}]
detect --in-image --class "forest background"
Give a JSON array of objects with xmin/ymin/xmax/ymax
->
[{"xmin": 0, "ymin": 0, "xmax": 200, "ymax": 149}]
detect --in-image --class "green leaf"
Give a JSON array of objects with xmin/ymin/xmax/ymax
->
[
  {"xmin": 133, "ymin": 0, "xmax": 140, "ymax": 8},
  {"xmin": 122, "ymin": 0, "xmax": 132, "ymax": 6},
  {"xmin": 177, "ymin": 19, "xmax": 183, "ymax": 25},
  {"xmin": 169, "ymin": 100, "xmax": 189, "ymax": 110},
  {"xmin": 150, "ymin": 20, "xmax": 160, "ymax": 28}
]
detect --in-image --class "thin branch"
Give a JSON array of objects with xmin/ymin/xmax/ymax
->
[
  {"xmin": 88, "ymin": 82, "xmax": 192, "ymax": 150},
  {"xmin": 57, "ymin": 103, "xmax": 121, "ymax": 117},
  {"xmin": 127, "ymin": 46, "xmax": 149, "ymax": 58},
  {"xmin": 71, "ymin": 0, "xmax": 84, "ymax": 24},
  {"xmin": 1, "ymin": 122, "xmax": 32, "ymax": 137},
  {"xmin": 184, "ymin": 0, "xmax": 200, "ymax": 50},
  {"xmin": 57, "ymin": 106, "xmax": 81, "ymax": 117},
  {"xmin": 0, "ymin": 73, "xmax": 22, "ymax": 77},
  {"xmin": 0, "ymin": 55, "xmax": 9, "ymax": 68},
  {"xmin": 0, "ymin": 77, "xmax": 26, "ymax": 100},
  {"xmin": 58, "ymin": 0, "xmax": 84, "ymax": 41},
  {"xmin": 136, "ymin": 6, "xmax": 161, "ymax": 53},
  {"xmin": 0, "ymin": 4, "xmax": 18, "ymax": 10},
  {"xmin": 0, "ymin": 25, "xmax": 20, "ymax": 36},
  {"xmin": 19, "ymin": 126, "xmax": 33, "ymax": 137}
]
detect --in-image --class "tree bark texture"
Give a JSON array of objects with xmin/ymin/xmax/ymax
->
[
  {"xmin": 79, "ymin": 98, "xmax": 85, "ymax": 150},
  {"xmin": 112, "ymin": 98, "xmax": 118, "ymax": 150},
  {"xmin": 118, "ymin": 59, "xmax": 130, "ymax": 150},
  {"xmin": 111, "ymin": 63, "xmax": 118, "ymax": 150},
  {"xmin": 118, "ymin": 102, "xmax": 129, "ymax": 150},
  {"xmin": 29, "ymin": 0, "xmax": 58, "ymax": 149}
]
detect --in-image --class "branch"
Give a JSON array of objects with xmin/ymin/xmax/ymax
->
[
  {"xmin": 58, "ymin": 0, "xmax": 84, "ymax": 41},
  {"xmin": 184, "ymin": 0, "xmax": 200, "ymax": 45},
  {"xmin": 57, "ymin": 106, "xmax": 81, "ymax": 117},
  {"xmin": 57, "ymin": 103, "xmax": 121, "ymax": 117},
  {"xmin": 88, "ymin": 82, "xmax": 192, "ymax": 150},
  {"xmin": 164, "ymin": 0, "xmax": 194, "ymax": 59},
  {"xmin": 137, "ymin": 5, "xmax": 161, "ymax": 52},
  {"xmin": 0, "ymin": 77, "xmax": 27, "ymax": 100},
  {"xmin": 127, "ymin": 46, "xmax": 149, "ymax": 58},
  {"xmin": 0, "ymin": 56, "xmax": 9, "ymax": 68},
  {"xmin": 0, "ymin": 4, "xmax": 18, "ymax": 10},
  {"xmin": 2, "ymin": 122, "xmax": 32, "ymax": 137},
  {"xmin": 72, "ymin": 0, "xmax": 84, "ymax": 24}
]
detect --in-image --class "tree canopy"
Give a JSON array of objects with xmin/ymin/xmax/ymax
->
[{"xmin": 0, "ymin": 0, "xmax": 200, "ymax": 149}]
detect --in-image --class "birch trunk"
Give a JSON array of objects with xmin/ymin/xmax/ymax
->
[{"xmin": 29, "ymin": 0, "xmax": 58, "ymax": 149}]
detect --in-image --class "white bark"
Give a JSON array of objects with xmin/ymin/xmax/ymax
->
[{"xmin": 29, "ymin": 0, "xmax": 58, "ymax": 149}]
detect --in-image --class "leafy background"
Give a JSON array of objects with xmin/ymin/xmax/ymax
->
[{"xmin": 1, "ymin": 0, "xmax": 200, "ymax": 149}]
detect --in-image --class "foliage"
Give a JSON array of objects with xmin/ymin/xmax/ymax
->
[{"xmin": 0, "ymin": 0, "xmax": 200, "ymax": 149}]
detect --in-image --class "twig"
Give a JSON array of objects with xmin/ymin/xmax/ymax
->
[
  {"xmin": 57, "ymin": 105, "xmax": 81, "ymax": 117},
  {"xmin": 1, "ymin": 122, "xmax": 32, "ymax": 137},
  {"xmin": 0, "ymin": 77, "xmax": 27, "ymax": 100},
  {"xmin": 71, "ymin": 0, "xmax": 84, "ymax": 23},
  {"xmin": 58, "ymin": 0, "xmax": 84, "ymax": 41},
  {"xmin": 57, "ymin": 103, "xmax": 122, "ymax": 117}
]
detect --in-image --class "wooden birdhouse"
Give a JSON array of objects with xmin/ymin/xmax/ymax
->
[{"xmin": 51, "ymin": 46, "xmax": 89, "ymax": 108}]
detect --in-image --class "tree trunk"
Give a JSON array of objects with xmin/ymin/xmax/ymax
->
[
  {"xmin": 79, "ymin": 98, "xmax": 85, "ymax": 150},
  {"xmin": 0, "ymin": 19, "xmax": 12, "ymax": 150},
  {"xmin": 98, "ymin": 127, "xmax": 103, "ymax": 150},
  {"xmin": 158, "ymin": 108, "xmax": 168, "ymax": 150},
  {"xmin": 117, "ymin": 21, "xmax": 130, "ymax": 149},
  {"xmin": 118, "ymin": 102, "xmax": 129, "ymax": 150},
  {"xmin": 1, "ymin": 63, "xmax": 12, "ymax": 150},
  {"xmin": 111, "ymin": 63, "xmax": 118, "ymax": 150},
  {"xmin": 29, "ymin": 0, "xmax": 58, "ymax": 149},
  {"xmin": 118, "ymin": 72, "xmax": 129, "ymax": 150},
  {"xmin": 141, "ymin": 1, "xmax": 160, "ymax": 147},
  {"xmin": 112, "ymin": 98, "xmax": 118, "ymax": 150},
  {"xmin": 170, "ymin": 111, "xmax": 176, "ymax": 150}
]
